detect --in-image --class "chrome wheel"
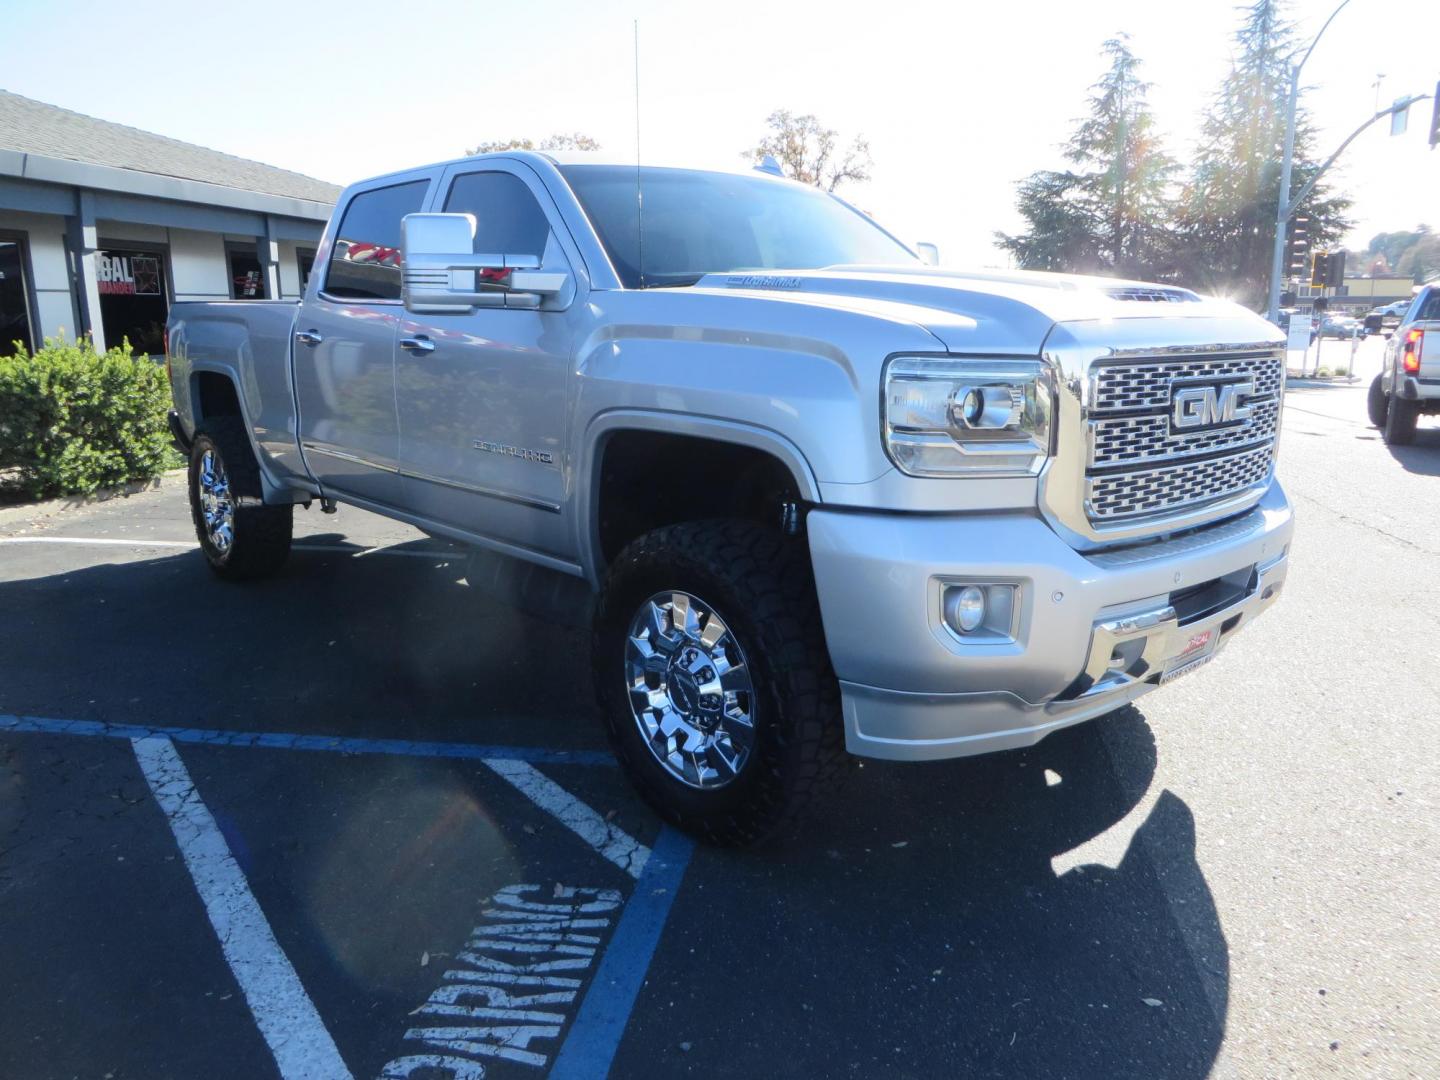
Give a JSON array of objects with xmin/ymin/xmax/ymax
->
[
  {"xmin": 197, "ymin": 448, "xmax": 235, "ymax": 554},
  {"xmin": 624, "ymin": 590, "xmax": 756, "ymax": 789}
]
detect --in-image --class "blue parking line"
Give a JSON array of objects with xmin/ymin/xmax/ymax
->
[
  {"xmin": 550, "ymin": 825, "xmax": 695, "ymax": 1079},
  {"xmin": 0, "ymin": 713, "xmax": 615, "ymax": 766}
]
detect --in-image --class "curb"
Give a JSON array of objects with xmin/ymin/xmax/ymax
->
[{"xmin": 0, "ymin": 469, "xmax": 187, "ymax": 528}]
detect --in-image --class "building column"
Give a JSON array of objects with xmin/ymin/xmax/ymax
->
[
  {"xmin": 66, "ymin": 190, "xmax": 105, "ymax": 352},
  {"xmin": 257, "ymin": 215, "xmax": 281, "ymax": 299}
]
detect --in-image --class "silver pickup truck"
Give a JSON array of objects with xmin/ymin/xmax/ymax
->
[
  {"xmin": 167, "ymin": 151, "xmax": 1293, "ymax": 844},
  {"xmin": 1367, "ymin": 282, "xmax": 1439, "ymax": 444}
]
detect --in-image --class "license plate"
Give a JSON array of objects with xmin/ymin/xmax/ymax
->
[{"xmin": 1160, "ymin": 629, "xmax": 1215, "ymax": 685}]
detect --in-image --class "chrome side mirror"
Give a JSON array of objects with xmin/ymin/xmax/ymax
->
[
  {"xmin": 915, "ymin": 242, "xmax": 940, "ymax": 266},
  {"xmin": 401, "ymin": 212, "xmax": 572, "ymax": 313}
]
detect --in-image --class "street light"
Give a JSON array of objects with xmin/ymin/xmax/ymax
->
[{"xmin": 1265, "ymin": 0, "xmax": 1363, "ymax": 325}]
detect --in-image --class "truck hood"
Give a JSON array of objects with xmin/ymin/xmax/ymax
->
[{"xmin": 689, "ymin": 266, "xmax": 1269, "ymax": 354}]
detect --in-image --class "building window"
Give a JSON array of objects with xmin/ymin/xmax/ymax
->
[
  {"xmin": 98, "ymin": 247, "xmax": 168, "ymax": 356},
  {"xmin": 0, "ymin": 236, "xmax": 35, "ymax": 357},
  {"xmin": 227, "ymin": 244, "xmax": 265, "ymax": 299},
  {"xmin": 296, "ymin": 248, "xmax": 317, "ymax": 293}
]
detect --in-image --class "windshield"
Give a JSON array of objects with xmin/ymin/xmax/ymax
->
[{"xmin": 559, "ymin": 165, "xmax": 919, "ymax": 288}]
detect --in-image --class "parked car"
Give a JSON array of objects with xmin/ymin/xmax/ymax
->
[
  {"xmin": 165, "ymin": 151, "xmax": 1293, "ymax": 844},
  {"xmin": 1319, "ymin": 315, "xmax": 1361, "ymax": 339},
  {"xmin": 1368, "ymin": 284, "xmax": 1440, "ymax": 445},
  {"xmin": 1365, "ymin": 300, "xmax": 1410, "ymax": 336}
]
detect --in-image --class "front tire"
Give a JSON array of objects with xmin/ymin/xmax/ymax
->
[
  {"xmin": 188, "ymin": 416, "xmax": 293, "ymax": 580},
  {"xmin": 1383, "ymin": 391, "xmax": 1419, "ymax": 446},
  {"xmin": 1367, "ymin": 374, "xmax": 1389, "ymax": 429},
  {"xmin": 593, "ymin": 520, "xmax": 845, "ymax": 846}
]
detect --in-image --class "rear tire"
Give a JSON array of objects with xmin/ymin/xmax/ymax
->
[
  {"xmin": 1383, "ymin": 392, "xmax": 1419, "ymax": 446},
  {"xmin": 593, "ymin": 520, "xmax": 846, "ymax": 846},
  {"xmin": 188, "ymin": 416, "xmax": 293, "ymax": 580},
  {"xmin": 1367, "ymin": 374, "xmax": 1389, "ymax": 429}
]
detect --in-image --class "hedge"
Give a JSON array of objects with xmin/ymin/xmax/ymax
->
[{"xmin": 0, "ymin": 336, "xmax": 177, "ymax": 499}]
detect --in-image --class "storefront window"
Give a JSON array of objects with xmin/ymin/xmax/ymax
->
[
  {"xmin": 0, "ymin": 238, "xmax": 34, "ymax": 357},
  {"xmin": 98, "ymin": 248, "xmax": 168, "ymax": 355},
  {"xmin": 227, "ymin": 245, "xmax": 265, "ymax": 299},
  {"xmin": 297, "ymin": 248, "xmax": 316, "ymax": 293}
]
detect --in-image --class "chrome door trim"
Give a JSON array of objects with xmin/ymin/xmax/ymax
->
[
  {"xmin": 399, "ymin": 466, "xmax": 562, "ymax": 513},
  {"xmin": 301, "ymin": 442, "xmax": 400, "ymax": 474}
]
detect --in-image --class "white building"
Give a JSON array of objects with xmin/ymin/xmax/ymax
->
[{"xmin": 0, "ymin": 91, "xmax": 340, "ymax": 357}]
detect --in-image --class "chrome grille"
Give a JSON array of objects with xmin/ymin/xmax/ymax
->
[
  {"xmin": 1084, "ymin": 349, "xmax": 1283, "ymax": 524},
  {"xmin": 1092, "ymin": 352, "xmax": 1284, "ymax": 413},
  {"xmin": 1091, "ymin": 398, "xmax": 1280, "ymax": 466},
  {"xmin": 1087, "ymin": 444, "xmax": 1274, "ymax": 520}
]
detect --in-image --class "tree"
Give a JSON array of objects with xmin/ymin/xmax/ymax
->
[
  {"xmin": 1356, "ymin": 226, "xmax": 1440, "ymax": 283},
  {"xmin": 745, "ymin": 110, "xmax": 871, "ymax": 191},
  {"xmin": 996, "ymin": 36, "xmax": 1177, "ymax": 278},
  {"xmin": 1175, "ymin": 0, "xmax": 1351, "ymax": 305},
  {"xmin": 467, "ymin": 133, "xmax": 601, "ymax": 155}
]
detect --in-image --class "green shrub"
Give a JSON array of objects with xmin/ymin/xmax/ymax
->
[{"xmin": 0, "ymin": 335, "xmax": 176, "ymax": 498}]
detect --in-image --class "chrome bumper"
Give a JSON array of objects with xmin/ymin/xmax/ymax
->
[{"xmin": 807, "ymin": 480, "xmax": 1293, "ymax": 761}]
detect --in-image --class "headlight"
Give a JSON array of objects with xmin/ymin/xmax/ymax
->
[{"xmin": 883, "ymin": 356, "xmax": 1054, "ymax": 477}]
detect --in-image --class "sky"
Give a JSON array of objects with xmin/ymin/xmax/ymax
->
[{"xmin": 2, "ymin": 0, "xmax": 1436, "ymax": 270}]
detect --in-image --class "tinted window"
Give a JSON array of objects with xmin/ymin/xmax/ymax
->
[
  {"xmin": 0, "ymin": 238, "xmax": 33, "ymax": 356},
  {"xmin": 1416, "ymin": 289, "xmax": 1440, "ymax": 322},
  {"xmin": 559, "ymin": 165, "xmax": 917, "ymax": 288},
  {"xmin": 444, "ymin": 172, "xmax": 552, "ymax": 256},
  {"xmin": 325, "ymin": 180, "xmax": 428, "ymax": 300}
]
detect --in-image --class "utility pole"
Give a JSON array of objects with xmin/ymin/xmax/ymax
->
[{"xmin": 1266, "ymin": 0, "xmax": 1352, "ymax": 326}]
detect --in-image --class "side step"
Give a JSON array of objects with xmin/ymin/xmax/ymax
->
[{"xmin": 463, "ymin": 546, "xmax": 595, "ymax": 629}]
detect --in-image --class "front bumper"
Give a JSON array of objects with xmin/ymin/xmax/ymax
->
[{"xmin": 807, "ymin": 480, "xmax": 1293, "ymax": 761}]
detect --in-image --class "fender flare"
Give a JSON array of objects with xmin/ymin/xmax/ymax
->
[{"xmin": 575, "ymin": 409, "xmax": 822, "ymax": 585}]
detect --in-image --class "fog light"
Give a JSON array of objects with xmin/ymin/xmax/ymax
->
[
  {"xmin": 949, "ymin": 585, "xmax": 986, "ymax": 633},
  {"xmin": 941, "ymin": 582, "xmax": 1019, "ymax": 642}
]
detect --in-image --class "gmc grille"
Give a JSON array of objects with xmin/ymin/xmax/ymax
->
[{"xmin": 1085, "ymin": 349, "xmax": 1283, "ymax": 524}]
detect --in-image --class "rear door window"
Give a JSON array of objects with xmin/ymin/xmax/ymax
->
[{"xmin": 323, "ymin": 180, "xmax": 428, "ymax": 300}]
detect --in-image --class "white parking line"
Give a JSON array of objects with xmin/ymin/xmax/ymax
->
[
  {"xmin": 131, "ymin": 735, "xmax": 352, "ymax": 1080},
  {"xmin": 483, "ymin": 758, "xmax": 651, "ymax": 879}
]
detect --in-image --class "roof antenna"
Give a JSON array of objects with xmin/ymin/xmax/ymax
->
[{"xmin": 633, "ymin": 18, "xmax": 645, "ymax": 288}]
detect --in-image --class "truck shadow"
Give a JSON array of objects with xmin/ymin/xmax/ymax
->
[
  {"xmin": 0, "ymin": 544, "xmax": 1228, "ymax": 1079},
  {"xmin": 1385, "ymin": 429, "xmax": 1440, "ymax": 473}
]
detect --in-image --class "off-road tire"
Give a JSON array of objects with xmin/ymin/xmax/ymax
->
[
  {"xmin": 188, "ymin": 416, "xmax": 293, "ymax": 580},
  {"xmin": 1383, "ymin": 391, "xmax": 1419, "ymax": 446},
  {"xmin": 593, "ymin": 520, "xmax": 847, "ymax": 846},
  {"xmin": 1367, "ymin": 374, "xmax": 1389, "ymax": 429}
]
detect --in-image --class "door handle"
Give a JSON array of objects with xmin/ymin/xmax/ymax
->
[
  {"xmin": 295, "ymin": 329, "xmax": 324, "ymax": 347},
  {"xmin": 399, "ymin": 335, "xmax": 436, "ymax": 354}
]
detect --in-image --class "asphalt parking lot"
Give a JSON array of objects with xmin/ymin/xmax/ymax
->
[{"xmin": 2, "ymin": 362, "xmax": 1438, "ymax": 1078}]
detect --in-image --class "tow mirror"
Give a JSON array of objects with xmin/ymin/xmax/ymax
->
[
  {"xmin": 400, "ymin": 212, "xmax": 572, "ymax": 313},
  {"xmin": 915, "ymin": 242, "xmax": 940, "ymax": 266},
  {"xmin": 1363, "ymin": 313, "xmax": 1383, "ymax": 334}
]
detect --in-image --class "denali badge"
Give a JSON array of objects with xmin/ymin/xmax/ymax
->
[
  {"xmin": 1171, "ymin": 378, "xmax": 1254, "ymax": 431},
  {"xmin": 472, "ymin": 439, "xmax": 554, "ymax": 465}
]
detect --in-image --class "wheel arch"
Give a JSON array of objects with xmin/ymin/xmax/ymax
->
[{"xmin": 578, "ymin": 410, "xmax": 822, "ymax": 585}]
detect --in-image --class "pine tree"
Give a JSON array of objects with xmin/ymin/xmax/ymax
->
[
  {"xmin": 997, "ymin": 36, "xmax": 1176, "ymax": 278},
  {"xmin": 1176, "ymin": 0, "xmax": 1351, "ymax": 305}
]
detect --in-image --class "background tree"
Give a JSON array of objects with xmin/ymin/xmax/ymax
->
[
  {"xmin": 1352, "ymin": 226, "xmax": 1440, "ymax": 283},
  {"xmin": 745, "ymin": 110, "xmax": 871, "ymax": 191},
  {"xmin": 996, "ymin": 36, "xmax": 1176, "ymax": 278},
  {"xmin": 1175, "ymin": 0, "xmax": 1351, "ymax": 305},
  {"xmin": 467, "ymin": 133, "xmax": 601, "ymax": 155}
]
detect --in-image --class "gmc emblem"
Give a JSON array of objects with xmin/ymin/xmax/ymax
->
[{"xmin": 1172, "ymin": 378, "xmax": 1254, "ymax": 430}]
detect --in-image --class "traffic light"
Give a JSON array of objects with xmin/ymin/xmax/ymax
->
[
  {"xmin": 1310, "ymin": 250, "xmax": 1346, "ymax": 288},
  {"xmin": 1325, "ymin": 250, "xmax": 1346, "ymax": 288},
  {"xmin": 1286, "ymin": 214, "xmax": 1311, "ymax": 276}
]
